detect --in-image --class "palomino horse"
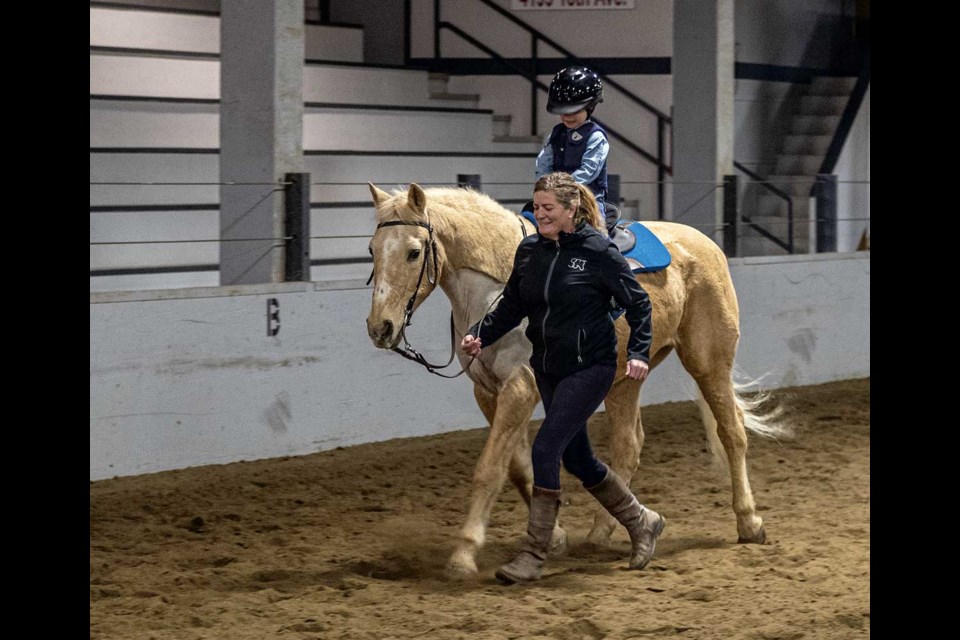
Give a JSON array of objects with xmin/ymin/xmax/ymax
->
[{"xmin": 365, "ymin": 183, "xmax": 787, "ymax": 579}]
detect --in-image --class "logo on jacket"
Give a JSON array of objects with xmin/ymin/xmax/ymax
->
[{"xmin": 569, "ymin": 258, "xmax": 587, "ymax": 271}]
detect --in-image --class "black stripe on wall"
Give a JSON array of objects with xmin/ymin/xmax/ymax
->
[
  {"xmin": 89, "ymin": 95, "xmax": 492, "ymax": 115},
  {"xmin": 410, "ymin": 57, "xmax": 857, "ymax": 82},
  {"xmin": 91, "ymin": 264, "xmax": 219, "ymax": 277},
  {"xmin": 90, "ymin": 148, "xmax": 535, "ymax": 158},
  {"xmin": 735, "ymin": 62, "xmax": 858, "ymax": 83},
  {"xmin": 408, "ymin": 57, "xmax": 672, "ymax": 76},
  {"xmin": 90, "ymin": 204, "xmax": 219, "ymax": 213},
  {"xmin": 91, "ymin": 45, "xmax": 220, "ymax": 60}
]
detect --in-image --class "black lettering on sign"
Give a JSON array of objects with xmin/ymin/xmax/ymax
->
[{"xmin": 267, "ymin": 298, "xmax": 280, "ymax": 336}]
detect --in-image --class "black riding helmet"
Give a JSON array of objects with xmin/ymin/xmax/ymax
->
[{"xmin": 546, "ymin": 66, "xmax": 604, "ymax": 115}]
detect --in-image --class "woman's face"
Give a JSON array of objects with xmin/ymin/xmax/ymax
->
[{"xmin": 533, "ymin": 190, "xmax": 576, "ymax": 241}]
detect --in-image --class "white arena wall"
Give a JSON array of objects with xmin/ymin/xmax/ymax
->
[{"xmin": 90, "ymin": 252, "xmax": 869, "ymax": 481}]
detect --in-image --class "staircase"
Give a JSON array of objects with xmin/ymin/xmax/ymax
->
[{"xmin": 741, "ymin": 76, "xmax": 858, "ymax": 256}]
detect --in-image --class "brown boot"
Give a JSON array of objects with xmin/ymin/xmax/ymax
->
[
  {"xmin": 495, "ymin": 486, "xmax": 562, "ymax": 584},
  {"xmin": 587, "ymin": 470, "xmax": 665, "ymax": 570}
]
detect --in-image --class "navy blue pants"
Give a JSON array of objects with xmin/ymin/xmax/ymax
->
[{"xmin": 531, "ymin": 363, "xmax": 616, "ymax": 490}]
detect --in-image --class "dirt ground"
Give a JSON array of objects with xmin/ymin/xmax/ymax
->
[{"xmin": 90, "ymin": 377, "xmax": 869, "ymax": 640}]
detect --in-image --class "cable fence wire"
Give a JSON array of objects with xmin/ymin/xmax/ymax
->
[
  {"xmin": 91, "ymin": 237, "xmax": 293, "ymax": 246},
  {"xmin": 90, "ymin": 179, "xmax": 871, "ymax": 187},
  {"xmin": 90, "ymin": 178, "xmax": 868, "ymax": 254},
  {"xmin": 90, "ymin": 181, "xmax": 295, "ymax": 186},
  {"xmin": 89, "ymin": 216, "xmax": 872, "ymax": 247}
]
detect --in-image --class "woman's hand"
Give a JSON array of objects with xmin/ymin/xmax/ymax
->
[
  {"xmin": 461, "ymin": 334, "xmax": 483, "ymax": 357},
  {"xmin": 626, "ymin": 359, "xmax": 649, "ymax": 381}
]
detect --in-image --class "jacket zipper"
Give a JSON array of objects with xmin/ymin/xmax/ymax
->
[
  {"xmin": 577, "ymin": 328, "xmax": 585, "ymax": 363},
  {"xmin": 541, "ymin": 241, "xmax": 561, "ymax": 372}
]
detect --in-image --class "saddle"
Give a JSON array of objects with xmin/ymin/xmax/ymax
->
[{"xmin": 611, "ymin": 221, "xmax": 671, "ymax": 273}]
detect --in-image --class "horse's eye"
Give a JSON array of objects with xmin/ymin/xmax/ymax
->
[{"xmin": 407, "ymin": 249, "xmax": 421, "ymax": 261}]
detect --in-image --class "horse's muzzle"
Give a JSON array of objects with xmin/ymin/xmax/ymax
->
[{"xmin": 367, "ymin": 318, "xmax": 396, "ymax": 349}]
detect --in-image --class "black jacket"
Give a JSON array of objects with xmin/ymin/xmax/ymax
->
[{"xmin": 469, "ymin": 222, "xmax": 653, "ymax": 378}]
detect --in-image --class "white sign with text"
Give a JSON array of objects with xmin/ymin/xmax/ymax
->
[{"xmin": 511, "ymin": 0, "xmax": 636, "ymax": 10}]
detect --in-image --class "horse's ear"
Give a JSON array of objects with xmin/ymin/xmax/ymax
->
[
  {"xmin": 369, "ymin": 183, "xmax": 391, "ymax": 207},
  {"xmin": 407, "ymin": 183, "xmax": 428, "ymax": 216}
]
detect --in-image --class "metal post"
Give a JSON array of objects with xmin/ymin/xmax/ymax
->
[
  {"xmin": 404, "ymin": 0, "xmax": 411, "ymax": 65},
  {"xmin": 722, "ymin": 175, "xmax": 738, "ymax": 257},
  {"xmin": 433, "ymin": 0, "xmax": 440, "ymax": 59},
  {"xmin": 284, "ymin": 172, "xmax": 310, "ymax": 281},
  {"xmin": 457, "ymin": 174, "xmax": 481, "ymax": 190},
  {"xmin": 607, "ymin": 174, "xmax": 621, "ymax": 211},
  {"xmin": 815, "ymin": 174, "xmax": 838, "ymax": 253},
  {"xmin": 531, "ymin": 37, "xmax": 538, "ymax": 136},
  {"xmin": 657, "ymin": 117, "xmax": 665, "ymax": 220}
]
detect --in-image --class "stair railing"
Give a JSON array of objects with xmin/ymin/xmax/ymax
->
[
  {"xmin": 734, "ymin": 161, "xmax": 794, "ymax": 254},
  {"xmin": 816, "ymin": 47, "xmax": 870, "ymax": 178},
  {"xmin": 429, "ymin": 0, "xmax": 672, "ymax": 218}
]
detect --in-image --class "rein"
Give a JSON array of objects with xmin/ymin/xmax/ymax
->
[{"xmin": 369, "ymin": 219, "xmax": 472, "ymax": 379}]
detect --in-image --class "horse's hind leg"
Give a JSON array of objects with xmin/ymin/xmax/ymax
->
[
  {"xmin": 446, "ymin": 368, "xmax": 540, "ymax": 579},
  {"xmin": 585, "ymin": 375, "xmax": 644, "ymax": 545},
  {"xmin": 677, "ymin": 347, "xmax": 766, "ymax": 544}
]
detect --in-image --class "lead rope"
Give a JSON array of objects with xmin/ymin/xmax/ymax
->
[{"xmin": 392, "ymin": 291, "xmax": 503, "ymax": 379}]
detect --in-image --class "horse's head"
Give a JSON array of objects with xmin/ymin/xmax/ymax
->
[{"xmin": 366, "ymin": 182, "xmax": 445, "ymax": 349}]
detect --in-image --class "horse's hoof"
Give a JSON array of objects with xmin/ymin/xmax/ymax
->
[
  {"xmin": 444, "ymin": 555, "xmax": 479, "ymax": 581},
  {"xmin": 549, "ymin": 528, "xmax": 568, "ymax": 556},
  {"xmin": 584, "ymin": 527, "xmax": 613, "ymax": 547},
  {"xmin": 737, "ymin": 524, "xmax": 767, "ymax": 544}
]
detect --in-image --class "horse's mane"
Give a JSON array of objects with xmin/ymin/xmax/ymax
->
[{"xmin": 375, "ymin": 186, "xmax": 526, "ymax": 283}]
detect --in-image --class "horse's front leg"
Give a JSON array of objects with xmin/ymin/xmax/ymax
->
[{"xmin": 445, "ymin": 367, "xmax": 540, "ymax": 579}]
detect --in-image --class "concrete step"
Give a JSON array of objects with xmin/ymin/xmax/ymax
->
[
  {"xmin": 808, "ymin": 76, "xmax": 857, "ymax": 96},
  {"xmin": 798, "ymin": 95, "xmax": 847, "ymax": 116},
  {"xmin": 490, "ymin": 113, "xmax": 543, "ymax": 143},
  {"xmin": 738, "ymin": 214, "xmax": 811, "ymax": 255},
  {"xmin": 774, "ymin": 154, "xmax": 825, "ymax": 175},
  {"xmin": 752, "ymin": 193, "xmax": 811, "ymax": 217},
  {"xmin": 89, "ymin": 98, "xmax": 544, "ymax": 153},
  {"xmin": 428, "ymin": 91, "xmax": 482, "ymax": 105},
  {"xmin": 782, "ymin": 134, "xmax": 832, "ymax": 155},
  {"xmin": 790, "ymin": 114, "xmax": 841, "ymax": 136},
  {"xmin": 90, "ymin": 54, "xmax": 464, "ymax": 109},
  {"xmin": 764, "ymin": 175, "xmax": 818, "ymax": 196},
  {"xmin": 428, "ymin": 72, "xmax": 480, "ymax": 104},
  {"xmin": 737, "ymin": 233, "xmax": 792, "ymax": 257},
  {"xmin": 90, "ymin": 5, "xmax": 364, "ymax": 62}
]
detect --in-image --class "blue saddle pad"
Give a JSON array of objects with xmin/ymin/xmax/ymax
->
[
  {"xmin": 619, "ymin": 221, "xmax": 671, "ymax": 273},
  {"xmin": 517, "ymin": 211, "xmax": 670, "ymax": 274}
]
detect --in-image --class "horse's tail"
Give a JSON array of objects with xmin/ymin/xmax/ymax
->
[{"xmin": 697, "ymin": 372, "xmax": 793, "ymax": 475}]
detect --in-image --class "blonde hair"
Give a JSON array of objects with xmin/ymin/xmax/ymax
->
[{"xmin": 533, "ymin": 172, "xmax": 606, "ymax": 235}]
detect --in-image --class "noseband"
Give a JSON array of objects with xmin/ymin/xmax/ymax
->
[{"xmin": 369, "ymin": 219, "xmax": 468, "ymax": 378}]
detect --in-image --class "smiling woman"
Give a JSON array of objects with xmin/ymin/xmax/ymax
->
[{"xmin": 461, "ymin": 171, "xmax": 658, "ymax": 583}]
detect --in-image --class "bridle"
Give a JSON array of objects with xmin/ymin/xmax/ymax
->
[{"xmin": 368, "ymin": 219, "xmax": 472, "ymax": 378}]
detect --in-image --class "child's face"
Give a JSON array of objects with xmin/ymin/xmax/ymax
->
[{"xmin": 560, "ymin": 109, "xmax": 589, "ymax": 129}]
